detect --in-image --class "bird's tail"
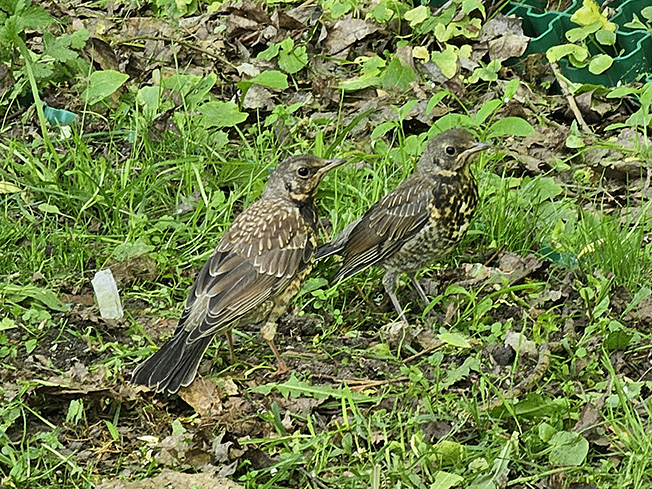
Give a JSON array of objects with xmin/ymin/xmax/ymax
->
[
  {"xmin": 315, "ymin": 219, "xmax": 359, "ymax": 260},
  {"xmin": 131, "ymin": 329, "xmax": 214, "ymax": 394},
  {"xmin": 314, "ymin": 241, "xmax": 343, "ymax": 260}
]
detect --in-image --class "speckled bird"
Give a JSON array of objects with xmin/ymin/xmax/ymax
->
[
  {"xmin": 316, "ymin": 128, "xmax": 489, "ymax": 321},
  {"xmin": 131, "ymin": 155, "xmax": 346, "ymax": 394}
]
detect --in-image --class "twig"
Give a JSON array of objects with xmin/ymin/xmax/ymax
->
[
  {"xmin": 118, "ymin": 36, "xmax": 237, "ymax": 69},
  {"xmin": 298, "ymin": 467, "xmax": 331, "ymax": 489},
  {"xmin": 550, "ymin": 62, "xmax": 592, "ymax": 134},
  {"xmin": 353, "ymin": 282, "xmax": 380, "ymax": 312},
  {"xmin": 483, "ymin": 242, "xmax": 507, "ymax": 267},
  {"xmin": 403, "ymin": 341, "xmax": 444, "ymax": 363}
]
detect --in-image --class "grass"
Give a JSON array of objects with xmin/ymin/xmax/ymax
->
[
  {"xmin": 3, "ymin": 120, "xmax": 652, "ymax": 486},
  {"xmin": 3, "ymin": 35, "xmax": 652, "ymax": 489}
]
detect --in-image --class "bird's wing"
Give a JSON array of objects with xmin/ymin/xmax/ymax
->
[
  {"xmin": 176, "ymin": 200, "xmax": 314, "ymax": 342},
  {"xmin": 333, "ymin": 175, "xmax": 433, "ymax": 280}
]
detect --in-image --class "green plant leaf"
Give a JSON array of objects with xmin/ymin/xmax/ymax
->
[
  {"xmin": 438, "ymin": 332, "xmax": 471, "ymax": 348},
  {"xmin": 468, "ymin": 59, "xmax": 501, "ymax": 83},
  {"xmin": 487, "ymin": 117, "xmax": 534, "ymax": 137},
  {"xmin": 570, "ymin": 0, "xmax": 616, "ymax": 31},
  {"xmin": 114, "ymin": 239, "xmax": 154, "ymax": 261},
  {"xmin": 0, "ymin": 284, "xmax": 68, "ymax": 312},
  {"xmin": 546, "ymin": 44, "xmax": 588, "ymax": 63},
  {"xmin": 38, "ymin": 203, "xmax": 61, "ymax": 215},
  {"xmin": 431, "ymin": 471, "xmax": 464, "ymax": 489},
  {"xmin": 639, "ymin": 82, "xmax": 652, "ymax": 107},
  {"xmin": 404, "ymin": 5, "xmax": 428, "ymax": 27},
  {"xmin": 566, "ymin": 134, "xmax": 585, "ymax": 148},
  {"xmin": 278, "ymin": 45, "xmax": 308, "ymax": 74},
  {"xmin": 253, "ymin": 373, "xmax": 376, "ymax": 401},
  {"xmin": 565, "ymin": 22, "xmax": 601, "ymax": 43},
  {"xmin": 426, "ymin": 91, "xmax": 450, "ymax": 115},
  {"xmin": 239, "ymin": 70, "xmax": 288, "ymax": 90},
  {"xmin": 522, "ymin": 177, "xmax": 563, "ymax": 206},
  {"xmin": 371, "ymin": 121, "xmax": 395, "ymax": 140},
  {"xmin": 137, "ymin": 86, "xmax": 161, "ymax": 116},
  {"xmin": 595, "ymin": 28, "xmax": 616, "ymax": 45},
  {"xmin": 462, "ymin": 0, "xmax": 485, "ymax": 17},
  {"xmin": 643, "ymin": 6, "xmax": 652, "ymax": 22},
  {"xmin": 431, "ymin": 45, "xmax": 458, "ymax": 79},
  {"xmin": 588, "ymin": 54, "xmax": 613, "ymax": 74},
  {"xmin": 624, "ymin": 14, "xmax": 648, "ymax": 30},
  {"xmin": 338, "ymin": 56, "xmax": 385, "ymax": 91},
  {"xmin": 504, "ymin": 78, "xmax": 520, "ymax": 100},
  {"xmin": 257, "ymin": 42, "xmax": 279, "ymax": 61},
  {"xmin": 382, "ymin": 56, "xmax": 416, "ymax": 90},
  {"xmin": 20, "ymin": 6, "xmax": 54, "ymax": 30},
  {"xmin": 82, "ymin": 70, "xmax": 129, "ymax": 105},
  {"xmin": 431, "ymin": 113, "xmax": 474, "ymax": 133},
  {"xmin": 548, "ymin": 431, "xmax": 589, "ymax": 466},
  {"xmin": 606, "ymin": 86, "xmax": 638, "ymax": 98},
  {"xmin": 198, "ymin": 101, "xmax": 248, "ymax": 128},
  {"xmin": 474, "ymin": 99, "xmax": 502, "ymax": 125},
  {"xmin": 0, "ymin": 181, "xmax": 21, "ymax": 194}
]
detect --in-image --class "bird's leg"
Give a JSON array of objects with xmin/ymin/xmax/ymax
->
[
  {"xmin": 225, "ymin": 330, "xmax": 236, "ymax": 364},
  {"xmin": 261, "ymin": 320, "xmax": 288, "ymax": 376},
  {"xmin": 408, "ymin": 273, "xmax": 431, "ymax": 308},
  {"xmin": 383, "ymin": 271, "xmax": 408, "ymax": 322}
]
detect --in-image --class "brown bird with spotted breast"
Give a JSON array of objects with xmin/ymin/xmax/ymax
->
[
  {"xmin": 316, "ymin": 128, "xmax": 489, "ymax": 321},
  {"xmin": 132, "ymin": 154, "xmax": 346, "ymax": 394}
]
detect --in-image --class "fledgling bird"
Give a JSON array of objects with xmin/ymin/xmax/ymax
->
[
  {"xmin": 316, "ymin": 128, "xmax": 489, "ymax": 321},
  {"xmin": 131, "ymin": 154, "xmax": 346, "ymax": 394}
]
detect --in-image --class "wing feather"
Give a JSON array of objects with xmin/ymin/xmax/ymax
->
[
  {"xmin": 176, "ymin": 199, "xmax": 315, "ymax": 342},
  {"xmin": 333, "ymin": 175, "xmax": 434, "ymax": 281}
]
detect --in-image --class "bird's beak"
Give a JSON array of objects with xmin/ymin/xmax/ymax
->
[
  {"xmin": 460, "ymin": 143, "xmax": 491, "ymax": 159},
  {"xmin": 456, "ymin": 141, "xmax": 490, "ymax": 167},
  {"xmin": 317, "ymin": 158, "xmax": 347, "ymax": 176},
  {"xmin": 459, "ymin": 141, "xmax": 490, "ymax": 160}
]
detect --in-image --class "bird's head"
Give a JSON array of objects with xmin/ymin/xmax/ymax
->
[
  {"xmin": 263, "ymin": 155, "xmax": 346, "ymax": 203},
  {"xmin": 418, "ymin": 128, "xmax": 489, "ymax": 177}
]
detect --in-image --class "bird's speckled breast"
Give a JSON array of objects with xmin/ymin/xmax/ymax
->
[{"xmin": 383, "ymin": 173, "xmax": 478, "ymax": 273}]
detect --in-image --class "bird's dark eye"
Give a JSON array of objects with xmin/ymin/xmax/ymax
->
[
  {"xmin": 297, "ymin": 167, "xmax": 310, "ymax": 177},
  {"xmin": 445, "ymin": 146, "xmax": 456, "ymax": 156}
]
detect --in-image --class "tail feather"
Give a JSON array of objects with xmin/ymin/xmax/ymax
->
[
  {"xmin": 131, "ymin": 329, "xmax": 214, "ymax": 394},
  {"xmin": 315, "ymin": 219, "xmax": 360, "ymax": 261},
  {"xmin": 314, "ymin": 242, "xmax": 343, "ymax": 260}
]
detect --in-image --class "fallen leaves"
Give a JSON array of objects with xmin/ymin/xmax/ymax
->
[{"xmin": 96, "ymin": 468, "xmax": 243, "ymax": 489}]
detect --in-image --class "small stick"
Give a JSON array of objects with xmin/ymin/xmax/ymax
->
[
  {"xmin": 483, "ymin": 242, "xmax": 507, "ymax": 267},
  {"xmin": 298, "ymin": 467, "xmax": 331, "ymax": 489},
  {"xmin": 403, "ymin": 341, "xmax": 444, "ymax": 363},
  {"xmin": 550, "ymin": 62, "xmax": 592, "ymax": 134}
]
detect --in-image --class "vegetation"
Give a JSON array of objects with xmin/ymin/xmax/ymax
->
[{"xmin": 1, "ymin": 0, "xmax": 652, "ymax": 488}]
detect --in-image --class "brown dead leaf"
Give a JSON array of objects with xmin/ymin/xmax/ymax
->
[
  {"xmin": 243, "ymin": 84, "xmax": 275, "ymax": 110},
  {"xmin": 575, "ymin": 90, "xmax": 617, "ymax": 124},
  {"xmin": 285, "ymin": 4, "xmax": 322, "ymax": 27},
  {"xmin": 96, "ymin": 468, "xmax": 244, "ymax": 489},
  {"xmin": 414, "ymin": 327, "xmax": 442, "ymax": 351},
  {"xmin": 178, "ymin": 377, "xmax": 224, "ymax": 418},
  {"xmin": 88, "ymin": 37, "xmax": 120, "ymax": 71},
  {"xmin": 381, "ymin": 320, "xmax": 413, "ymax": 350},
  {"xmin": 498, "ymin": 252, "xmax": 544, "ymax": 283},
  {"xmin": 271, "ymin": 10, "xmax": 307, "ymax": 31},
  {"xmin": 324, "ymin": 15, "xmax": 380, "ymax": 57},
  {"xmin": 477, "ymin": 14, "xmax": 528, "ymax": 62},
  {"xmin": 504, "ymin": 331, "xmax": 538, "ymax": 357},
  {"xmin": 61, "ymin": 293, "xmax": 95, "ymax": 306}
]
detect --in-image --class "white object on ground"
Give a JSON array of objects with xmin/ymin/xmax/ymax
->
[{"xmin": 91, "ymin": 269, "xmax": 124, "ymax": 319}]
